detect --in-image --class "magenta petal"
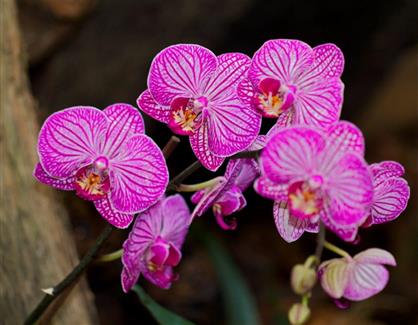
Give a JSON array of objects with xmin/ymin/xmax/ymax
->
[
  {"xmin": 148, "ymin": 44, "xmax": 217, "ymax": 106},
  {"xmin": 160, "ymin": 194, "xmax": 190, "ymax": 247},
  {"xmin": 150, "ymin": 240, "xmax": 170, "ymax": 266},
  {"xmin": 110, "ymin": 135, "xmax": 168, "ymax": 214},
  {"xmin": 207, "ymin": 95, "xmax": 261, "ymax": 156},
  {"xmin": 102, "ymin": 103, "xmax": 145, "ymax": 158},
  {"xmin": 344, "ymin": 262, "xmax": 389, "ymax": 301},
  {"xmin": 249, "ymin": 39, "xmax": 314, "ymax": 86},
  {"xmin": 354, "ymin": 248, "xmax": 396, "ymax": 266},
  {"xmin": 370, "ymin": 161, "xmax": 405, "ymax": 186},
  {"xmin": 34, "ymin": 163, "xmax": 75, "ymax": 191},
  {"xmin": 191, "ymin": 177, "xmax": 226, "ymax": 220},
  {"xmin": 204, "ymin": 53, "xmax": 251, "ymax": 101},
  {"xmin": 94, "ymin": 196, "xmax": 134, "ymax": 229},
  {"xmin": 371, "ymin": 178, "xmax": 409, "ymax": 225},
  {"xmin": 237, "ymin": 78, "xmax": 255, "ymax": 105},
  {"xmin": 325, "ymin": 153, "xmax": 373, "ymax": 227},
  {"xmin": 261, "ymin": 127, "xmax": 326, "ymax": 184},
  {"xmin": 273, "ymin": 201, "xmax": 318, "ymax": 243},
  {"xmin": 38, "ymin": 106, "xmax": 107, "ymax": 178},
  {"xmin": 121, "ymin": 267, "xmax": 140, "ymax": 293},
  {"xmin": 166, "ymin": 245, "xmax": 182, "ymax": 267},
  {"xmin": 254, "ymin": 176, "xmax": 287, "ymax": 201},
  {"xmin": 189, "ymin": 121, "xmax": 225, "ymax": 171},
  {"xmin": 137, "ymin": 89, "xmax": 171, "ymax": 124},
  {"xmin": 292, "ymin": 78, "xmax": 343, "ymax": 129},
  {"xmin": 298, "ymin": 43, "xmax": 345, "ymax": 87},
  {"xmin": 266, "ymin": 111, "xmax": 295, "ymax": 137},
  {"xmin": 320, "ymin": 209, "xmax": 359, "ymax": 242}
]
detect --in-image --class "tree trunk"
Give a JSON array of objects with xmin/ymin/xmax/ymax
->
[{"xmin": 0, "ymin": 0, "xmax": 99, "ymax": 323}]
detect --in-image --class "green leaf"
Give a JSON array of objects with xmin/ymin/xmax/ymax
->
[
  {"xmin": 203, "ymin": 233, "xmax": 261, "ymax": 325},
  {"xmin": 132, "ymin": 285, "xmax": 195, "ymax": 325}
]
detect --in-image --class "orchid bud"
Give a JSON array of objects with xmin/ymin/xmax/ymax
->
[
  {"xmin": 291, "ymin": 263, "xmax": 317, "ymax": 295},
  {"xmin": 288, "ymin": 303, "xmax": 310, "ymax": 325}
]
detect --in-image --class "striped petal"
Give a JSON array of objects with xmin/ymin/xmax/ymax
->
[
  {"xmin": 266, "ymin": 110, "xmax": 295, "ymax": 137},
  {"xmin": 94, "ymin": 196, "xmax": 134, "ymax": 229},
  {"xmin": 190, "ymin": 177, "xmax": 226, "ymax": 220},
  {"xmin": 160, "ymin": 194, "xmax": 190, "ymax": 247},
  {"xmin": 260, "ymin": 127, "xmax": 326, "ymax": 184},
  {"xmin": 318, "ymin": 258, "xmax": 350, "ymax": 299},
  {"xmin": 344, "ymin": 262, "xmax": 389, "ymax": 301},
  {"xmin": 33, "ymin": 163, "xmax": 75, "ymax": 191},
  {"xmin": 208, "ymin": 95, "xmax": 261, "ymax": 156},
  {"xmin": 370, "ymin": 161, "xmax": 405, "ymax": 187},
  {"xmin": 293, "ymin": 77, "xmax": 343, "ymax": 128},
  {"xmin": 102, "ymin": 103, "xmax": 145, "ymax": 159},
  {"xmin": 137, "ymin": 89, "xmax": 171, "ymax": 124},
  {"xmin": 354, "ymin": 248, "xmax": 396, "ymax": 266},
  {"xmin": 204, "ymin": 53, "xmax": 251, "ymax": 102},
  {"xmin": 110, "ymin": 135, "xmax": 168, "ymax": 214},
  {"xmin": 148, "ymin": 44, "xmax": 217, "ymax": 106},
  {"xmin": 254, "ymin": 176, "xmax": 287, "ymax": 201},
  {"xmin": 37, "ymin": 106, "xmax": 107, "ymax": 178},
  {"xmin": 237, "ymin": 78, "xmax": 255, "ymax": 105},
  {"xmin": 274, "ymin": 201, "xmax": 318, "ymax": 242},
  {"xmin": 189, "ymin": 121, "xmax": 225, "ymax": 171},
  {"xmin": 249, "ymin": 39, "xmax": 314, "ymax": 87}
]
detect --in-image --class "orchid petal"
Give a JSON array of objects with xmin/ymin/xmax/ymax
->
[
  {"xmin": 266, "ymin": 111, "xmax": 295, "ymax": 137},
  {"xmin": 102, "ymin": 103, "xmax": 145, "ymax": 158},
  {"xmin": 190, "ymin": 177, "xmax": 226, "ymax": 220},
  {"xmin": 249, "ymin": 39, "xmax": 314, "ymax": 86},
  {"xmin": 94, "ymin": 196, "xmax": 134, "ymax": 229},
  {"xmin": 292, "ymin": 78, "xmax": 343, "ymax": 129},
  {"xmin": 273, "ymin": 201, "xmax": 318, "ymax": 243},
  {"xmin": 110, "ymin": 135, "xmax": 168, "ymax": 214},
  {"xmin": 344, "ymin": 262, "xmax": 389, "ymax": 301},
  {"xmin": 318, "ymin": 258, "xmax": 350, "ymax": 299},
  {"xmin": 237, "ymin": 78, "xmax": 255, "ymax": 105},
  {"xmin": 189, "ymin": 121, "xmax": 225, "ymax": 171},
  {"xmin": 136, "ymin": 89, "xmax": 171, "ymax": 124},
  {"xmin": 205, "ymin": 53, "xmax": 251, "ymax": 102},
  {"xmin": 370, "ymin": 161, "xmax": 405, "ymax": 186},
  {"xmin": 148, "ymin": 44, "xmax": 217, "ymax": 106},
  {"xmin": 354, "ymin": 248, "xmax": 396, "ymax": 266},
  {"xmin": 160, "ymin": 194, "xmax": 190, "ymax": 247},
  {"xmin": 261, "ymin": 127, "xmax": 326, "ymax": 184},
  {"xmin": 121, "ymin": 268, "xmax": 140, "ymax": 293},
  {"xmin": 207, "ymin": 95, "xmax": 261, "ymax": 156},
  {"xmin": 33, "ymin": 163, "xmax": 75, "ymax": 191},
  {"xmin": 254, "ymin": 176, "xmax": 287, "ymax": 201},
  {"xmin": 38, "ymin": 106, "xmax": 107, "ymax": 178}
]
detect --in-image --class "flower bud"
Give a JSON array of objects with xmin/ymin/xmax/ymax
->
[
  {"xmin": 291, "ymin": 264, "xmax": 317, "ymax": 295},
  {"xmin": 288, "ymin": 303, "xmax": 310, "ymax": 325}
]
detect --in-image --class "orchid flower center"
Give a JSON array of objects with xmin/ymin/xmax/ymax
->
[
  {"xmin": 145, "ymin": 237, "xmax": 181, "ymax": 273},
  {"xmin": 168, "ymin": 96, "xmax": 208, "ymax": 135},
  {"xmin": 253, "ymin": 77, "xmax": 295, "ymax": 118},
  {"xmin": 74, "ymin": 156, "xmax": 110, "ymax": 201},
  {"xmin": 288, "ymin": 175, "xmax": 324, "ymax": 219}
]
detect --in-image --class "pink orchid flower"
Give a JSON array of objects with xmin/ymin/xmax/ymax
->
[
  {"xmin": 121, "ymin": 195, "xmax": 190, "ymax": 291},
  {"xmin": 191, "ymin": 136, "xmax": 265, "ymax": 230},
  {"xmin": 34, "ymin": 104, "xmax": 169, "ymax": 229},
  {"xmin": 137, "ymin": 44, "xmax": 262, "ymax": 171},
  {"xmin": 254, "ymin": 121, "xmax": 373, "ymax": 242},
  {"xmin": 318, "ymin": 248, "xmax": 396, "ymax": 302},
  {"xmin": 238, "ymin": 39, "xmax": 344, "ymax": 131},
  {"xmin": 362, "ymin": 161, "xmax": 410, "ymax": 227}
]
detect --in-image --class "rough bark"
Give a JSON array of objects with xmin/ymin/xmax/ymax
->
[{"xmin": 0, "ymin": 0, "xmax": 99, "ymax": 323}]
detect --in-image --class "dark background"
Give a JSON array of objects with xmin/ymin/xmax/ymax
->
[{"xmin": 19, "ymin": 0, "xmax": 417, "ymax": 323}]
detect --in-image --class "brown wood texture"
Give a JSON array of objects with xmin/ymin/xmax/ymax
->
[{"xmin": 0, "ymin": 0, "xmax": 99, "ymax": 323}]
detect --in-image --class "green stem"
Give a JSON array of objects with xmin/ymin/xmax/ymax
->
[
  {"xmin": 177, "ymin": 177, "xmax": 223, "ymax": 192},
  {"xmin": 24, "ymin": 224, "xmax": 114, "ymax": 325},
  {"xmin": 314, "ymin": 223, "xmax": 326, "ymax": 267},
  {"xmin": 97, "ymin": 248, "xmax": 123, "ymax": 263},
  {"xmin": 323, "ymin": 241, "xmax": 351, "ymax": 258}
]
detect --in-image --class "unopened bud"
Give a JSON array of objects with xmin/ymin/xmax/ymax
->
[
  {"xmin": 288, "ymin": 303, "xmax": 310, "ymax": 325},
  {"xmin": 291, "ymin": 264, "xmax": 317, "ymax": 295}
]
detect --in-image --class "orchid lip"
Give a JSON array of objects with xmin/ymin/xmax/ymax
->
[
  {"xmin": 168, "ymin": 96, "xmax": 208, "ymax": 135},
  {"xmin": 73, "ymin": 163, "xmax": 110, "ymax": 201},
  {"xmin": 288, "ymin": 179, "xmax": 323, "ymax": 219}
]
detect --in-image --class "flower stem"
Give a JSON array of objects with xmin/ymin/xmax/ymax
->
[
  {"xmin": 166, "ymin": 160, "xmax": 202, "ymax": 192},
  {"xmin": 97, "ymin": 248, "xmax": 123, "ymax": 263},
  {"xmin": 24, "ymin": 224, "xmax": 113, "ymax": 325},
  {"xmin": 314, "ymin": 223, "xmax": 326, "ymax": 267},
  {"xmin": 323, "ymin": 241, "xmax": 351, "ymax": 258},
  {"xmin": 177, "ymin": 177, "xmax": 223, "ymax": 192},
  {"xmin": 162, "ymin": 136, "xmax": 180, "ymax": 158}
]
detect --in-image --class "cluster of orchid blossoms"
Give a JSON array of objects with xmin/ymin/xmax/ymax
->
[{"xmin": 34, "ymin": 39, "xmax": 410, "ymax": 323}]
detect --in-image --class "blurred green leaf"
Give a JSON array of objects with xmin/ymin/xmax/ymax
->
[
  {"xmin": 203, "ymin": 233, "xmax": 261, "ymax": 325},
  {"xmin": 132, "ymin": 285, "xmax": 195, "ymax": 325}
]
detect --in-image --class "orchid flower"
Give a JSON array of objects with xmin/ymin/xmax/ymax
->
[
  {"xmin": 34, "ymin": 104, "xmax": 169, "ymax": 228},
  {"xmin": 190, "ymin": 136, "xmax": 265, "ymax": 230},
  {"xmin": 362, "ymin": 161, "xmax": 410, "ymax": 227},
  {"xmin": 255, "ymin": 121, "xmax": 373, "ymax": 242},
  {"xmin": 121, "ymin": 195, "xmax": 190, "ymax": 291},
  {"xmin": 238, "ymin": 39, "xmax": 344, "ymax": 131},
  {"xmin": 318, "ymin": 248, "xmax": 396, "ymax": 302},
  {"xmin": 137, "ymin": 44, "xmax": 262, "ymax": 171}
]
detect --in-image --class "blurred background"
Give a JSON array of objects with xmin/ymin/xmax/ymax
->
[{"xmin": 5, "ymin": 0, "xmax": 418, "ymax": 323}]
